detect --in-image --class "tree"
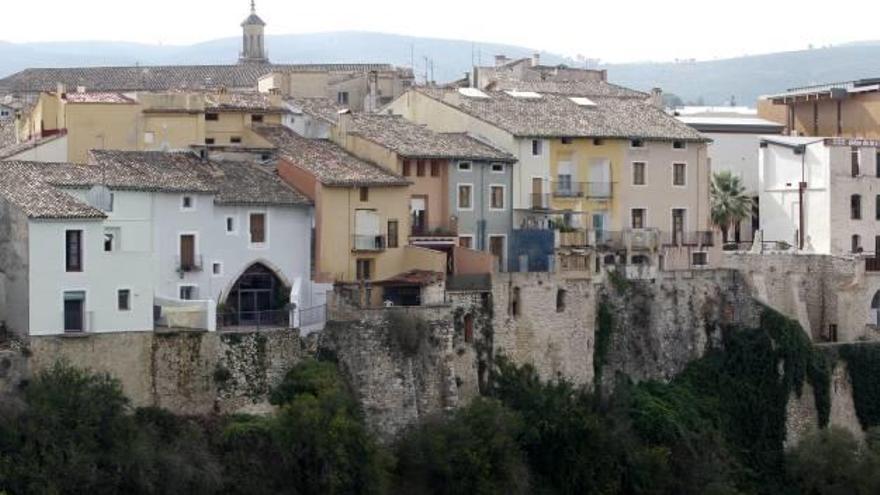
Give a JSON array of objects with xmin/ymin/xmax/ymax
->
[
  {"xmin": 786, "ymin": 426, "xmax": 880, "ymax": 495},
  {"xmin": 710, "ymin": 171, "xmax": 752, "ymax": 244}
]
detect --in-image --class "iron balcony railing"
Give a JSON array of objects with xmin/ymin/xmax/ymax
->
[
  {"xmin": 176, "ymin": 255, "xmax": 203, "ymax": 273},
  {"xmin": 352, "ymin": 234, "xmax": 387, "ymax": 251},
  {"xmin": 551, "ymin": 181, "xmax": 613, "ymax": 199},
  {"xmin": 410, "ymin": 224, "xmax": 458, "ymax": 237},
  {"xmin": 217, "ymin": 309, "xmax": 290, "ymax": 330}
]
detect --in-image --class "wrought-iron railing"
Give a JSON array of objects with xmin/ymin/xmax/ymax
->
[
  {"xmin": 217, "ymin": 309, "xmax": 290, "ymax": 330},
  {"xmin": 176, "ymin": 255, "xmax": 203, "ymax": 273},
  {"xmin": 551, "ymin": 181, "xmax": 613, "ymax": 199},
  {"xmin": 352, "ymin": 234, "xmax": 386, "ymax": 251}
]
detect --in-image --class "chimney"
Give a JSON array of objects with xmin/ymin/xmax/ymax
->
[
  {"xmin": 600, "ymin": 69, "xmax": 608, "ymax": 82},
  {"xmin": 650, "ymin": 87, "xmax": 663, "ymax": 108},
  {"xmin": 56, "ymin": 83, "xmax": 67, "ymax": 97},
  {"xmin": 76, "ymin": 86, "xmax": 86, "ymax": 94},
  {"xmin": 531, "ymin": 52, "xmax": 541, "ymax": 67},
  {"xmin": 494, "ymin": 54, "xmax": 509, "ymax": 67}
]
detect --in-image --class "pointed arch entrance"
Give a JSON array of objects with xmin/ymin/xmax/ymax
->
[{"xmin": 221, "ymin": 263, "xmax": 290, "ymax": 327}]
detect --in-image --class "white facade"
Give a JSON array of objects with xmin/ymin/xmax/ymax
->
[
  {"xmin": 759, "ymin": 137, "xmax": 880, "ymax": 255},
  {"xmin": 22, "ymin": 188, "xmax": 313, "ymax": 336}
]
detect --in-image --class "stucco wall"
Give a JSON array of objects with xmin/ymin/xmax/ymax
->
[
  {"xmin": 449, "ymin": 159, "xmax": 513, "ymax": 253},
  {"xmin": 0, "ymin": 199, "xmax": 30, "ymax": 335}
]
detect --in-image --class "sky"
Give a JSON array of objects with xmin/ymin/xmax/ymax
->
[{"xmin": 2, "ymin": 0, "xmax": 878, "ymax": 63}]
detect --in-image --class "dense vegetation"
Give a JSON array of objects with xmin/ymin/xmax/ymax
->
[{"xmin": 1, "ymin": 308, "xmax": 878, "ymax": 494}]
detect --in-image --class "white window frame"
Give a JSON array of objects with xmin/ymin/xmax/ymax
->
[
  {"xmin": 61, "ymin": 289, "xmax": 88, "ymax": 332},
  {"xmin": 458, "ymin": 161, "xmax": 473, "ymax": 172},
  {"xmin": 177, "ymin": 284, "xmax": 199, "ymax": 301},
  {"xmin": 212, "ymin": 261, "xmax": 224, "ymax": 277},
  {"xmin": 672, "ymin": 162, "xmax": 688, "ymax": 188},
  {"xmin": 225, "ymin": 215, "xmax": 238, "ymax": 235},
  {"xmin": 248, "ymin": 210, "xmax": 269, "ymax": 249},
  {"xmin": 632, "ymin": 161, "xmax": 648, "ymax": 187},
  {"xmin": 457, "ymin": 183, "xmax": 474, "ymax": 211},
  {"xmin": 491, "ymin": 163, "xmax": 505, "ymax": 174},
  {"xmin": 180, "ymin": 194, "xmax": 196, "ymax": 212},
  {"xmin": 630, "ymin": 207, "xmax": 649, "ymax": 229},
  {"xmin": 458, "ymin": 234, "xmax": 475, "ymax": 249},
  {"xmin": 531, "ymin": 139, "xmax": 543, "ymax": 156},
  {"xmin": 116, "ymin": 287, "xmax": 132, "ymax": 312},
  {"xmin": 489, "ymin": 184, "xmax": 507, "ymax": 211}
]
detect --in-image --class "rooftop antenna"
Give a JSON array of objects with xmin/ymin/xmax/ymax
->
[{"xmin": 251, "ymin": 0, "xmax": 256, "ymax": 13}]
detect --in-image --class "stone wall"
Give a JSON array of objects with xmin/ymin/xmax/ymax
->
[
  {"xmin": 28, "ymin": 328, "xmax": 306, "ymax": 415},
  {"xmin": 785, "ymin": 357, "xmax": 864, "ymax": 447},
  {"xmin": 319, "ymin": 305, "xmax": 461, "ymax": 438}
]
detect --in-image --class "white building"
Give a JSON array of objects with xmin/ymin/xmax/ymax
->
[
  {"xmin": 759, "ymin": 136, "xmax": 880, "ymax": 255},
  {"xmin": 0, "ymin": 152, "xmax": 315, "ymax": 336},
  {"xmin": 677, "ymin": 107, "xmax": 784, "ymax": 243}
]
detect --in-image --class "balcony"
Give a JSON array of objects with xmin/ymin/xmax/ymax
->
[
  {"xmin": 352, "ymin": 234, "xmax": 387, "ymax": 252},
  {"xmin": 176, "ymin": 255, "xmax": 203, "ymax": 274},
  {"xmin": 529, "ymin": 193, "xmax": 551, "ymax": 210},
  {"xmin": 552, "ymin": 181, "xmax": 613, "ymax": 199}
]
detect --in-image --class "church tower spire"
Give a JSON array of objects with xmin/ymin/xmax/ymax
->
[{"xmin": 239, "ymin": 0, "xmax": 268, "ymax": 64}]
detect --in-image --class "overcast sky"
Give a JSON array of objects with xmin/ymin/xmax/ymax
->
[{"xmin": 2, "ymin": 0, "xmax": 877, "ymax": 63}]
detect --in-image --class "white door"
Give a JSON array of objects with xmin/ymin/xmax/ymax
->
[{"xmin": 588, "ymin": 159, "xmax": 611, "ymax": 197}]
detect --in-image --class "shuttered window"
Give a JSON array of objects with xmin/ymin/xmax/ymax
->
[
  {"xmin": 250, "ymin": 213, "xmax": 266, "ymax": 244},
  {"xmin": 66, "ymin": 230, "xmax": 83, "ymax": 272}
]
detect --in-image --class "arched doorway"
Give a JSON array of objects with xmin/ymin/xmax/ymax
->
[
  {"xmin": 872, "ymin": 291, "xmax": 880, "ymax": 327},
  {"xmin": 223, "ymin": 263, "xmax": 290, "ymax": 327}
]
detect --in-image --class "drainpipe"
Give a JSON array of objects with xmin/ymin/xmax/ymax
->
[{"xmin": 799, "ymin": 146, "xmax": 807, "ymax": 250}]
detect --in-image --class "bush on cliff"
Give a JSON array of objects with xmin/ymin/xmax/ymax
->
[{"xmin": 786, "ymin": 426, "xmax": 880, "ymax": 495}]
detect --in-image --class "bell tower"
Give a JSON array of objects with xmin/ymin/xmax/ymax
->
[{"xmin": 239, "ymin": 0, "xmax": 268, "ymax": 64}]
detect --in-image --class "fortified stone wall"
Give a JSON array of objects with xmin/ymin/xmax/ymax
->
[
  {"xmin": 785, "ymin": 357, "xmax": 864, "ymax": 446},
  {"xmin": 28, "ymin": 329, "xmax": 306, "ymax": 415}
]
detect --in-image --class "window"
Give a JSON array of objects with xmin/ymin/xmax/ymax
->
[
  {"xmin": 230, "ymin": 136, "xmax": 242, "ymax": 144},
  {"xmin": 593, "ymin": 138, "xmax": 604, "ymax": 146},
  {"xmin": 205, "ymin": 113, "xmax": 219, "ymax": 121},
  {"xmin": 430, "ymin": 161, "xmax": 440, "ymax": 177},
  {"xmin": 852, "ymin": 147, "xmax": 861, "ymax": 177},
  {"xmin": 417, "ymin": 160, "xmax": 426, "ymax": 177},
  {"xmin": 337, "ymin": 91, "xmax": 350, "ymax": 105},
  {"xmin": 117, "ymin": 289, "xmax": 131, "ymax": 311},
  {"xmin": 251, "ymin": 114, "xmax": 264, "ymax": 123},
  {"xmin": 632, "ymin": 208, "xmax": 646, "ymax": 229},
  {"xmin": 631, "ymin": 139, "xmax": 645, "ymax": 148},
  {"xmin": 632, "ymin": 162, "xmax": 646, "ymax": 185},
  {"xmin": 387, "ymin": 220, "xmax": 399, "ymax": 248},
  {"xmin": 459, "ymin": 236, "xmax": 473, "ymax": 249},
  {"xmin": 66, "ymin": 230, "xmax": 83, "ymax": 272},
  {"xmin": 226, "ymin": 216, "xmax": 236, "ymax": 233},
  {"xmin": 360, "ymin": 187, "xmax": 369, "ymax": 202},
  {"xmin": 103, "ymin": 228, "xmax": 120, "ymax": 252},
  {"xmin": 181, "ymin": 195, "xmax": 194, "ymax": 210},
  {"xmin": 692, "ymin": 252, "xmax": 708, "ymax": 266},
  {"xmin": 511, "ymin": 287, "xmax": 521, "ymax": 316},
  {"xmin": 531, "ymin": 139, "xmax": 543, "ymax": 156},
  {"xmin": 673, "ymin": 140, "xmax": 686, "ymax": 150},
  {"xmin": 179, "ymin": 234, "xmax": 197, "ymax": 272},
  {"xmin": 876, "ymin": 196, "xmax": 880, "ymax": 221},
  {"xmin": 63, "ymin": 291, "xmax": 86, "ymax": 333},
  {"xmin": 852, "ymin": 194, "xmax": 862, "ymax": 220},
  {"xmin": 402, "ymin": 160, "xmax": 412, "ymax": 176},
  {"xmin": 458, "ymin": 184, "xmax": 473, "ymax": 209},
  {"xmin": 463, "ymin": 314, "xmax": 474, "ymax": 343},
  {"xmin": 673, "ymin": 163, "xmax": 686, "ymax": 186},
  {"xmin": 458, "ymin": 161, "xmax": 472, "ymax": 172},
  {"xmin": 249, "ymin": 213, "xmax": 266, "ymax": 244},
  {"xmin": 491, "ymin": 163, "xmax": 504, "ymax": 173},
  {"xmin": 104, "ymin": 233, "xmax": 114, "ymax": 252},
  {"xmin": 489, "ymin": 236, "xmax": 505, "ymax": 269},
  {"xmin": 356, "ymin": 259, "xmax": 373, "ymax": 280},
  {"xmin": 205, "ymin": 138, "xmax": 215, "ymax": 145},
  {"xmin": 876, "ymin": 152, "xmax": 880, "ymax": 178},
  {"xmin": 853, "ymin": 234, "xmax": 862, "ymax": 253},
  {"xmin": 490, "ymin": 185, "xmax": 505, "ymax": 209},
  {"xmin": 212, "ymin": 262, "xmax": 222, "ymax": 276},
  {"xmin": 561, "ymin": 137, "xmax": 573, "ymax": 145},
  {"xmin": 556, "ymin": 289, "xmax": 567, "ymax": 313},
  {"xmin": 179, "ymin": 285, "xmax": 198, "ymax": 300},
  {"xmin": 144, "ymin": 132, "xmax": 155, "ymax": 144}
]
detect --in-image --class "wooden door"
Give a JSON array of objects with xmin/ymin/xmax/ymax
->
[
  {"xmin": 180, "ymin": 234, "xmax": 195, "ymax": 270},
  {"xmin": 531, "ymin": 178, "xmax": 543, "ymax": 208}
]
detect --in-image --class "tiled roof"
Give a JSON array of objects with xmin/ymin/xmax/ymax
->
[
  {"xmin": 0, "ymin": 122, "xmax": 16, "ymax": 149},
  {"xmin": 416, "ymin": 88, "xmax": 707, "ymax": 141},
  {"xmin": 0, "ymin": 161, "xmax": 107, "ymax": 219},
  {"xmin": 487, "ymin": 80, "xmax": 647, "ymax": 98},
  {"xmin": 205, "ymin": 92, "xmax": 283, "ymax": 112},
  {"xmin": 348, "ymin": 114, "xmax": 518, "ymax": 160},
  {"xmin": 63, "ymin": 92, "xmax": 135, "ymax": 104},
  {"xmin": 0, "ymin": 64, "xmax": 410, "ymax": 93},
  {"xmin": 286, "ymin": 97, "xmax": 347, "ymax": 123},
  {"xmin": 241, "ymin": 13, "xmax": 266, "ymax": 26},
  {"xmin": 211, "ymin": 160, "xmax": 310, "ymax": 206},
  {"xmin": 255, "ymin": 125, "xmax": 409, "ymax": 187}
]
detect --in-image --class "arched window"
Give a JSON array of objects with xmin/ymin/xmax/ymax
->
[
  {"xmin": 463, "ymin": 314, "xmax": 474, "ymax": 343},
  {"xmin": 852, "ymin": 194, "xmax": 862, "ymax": 220}
]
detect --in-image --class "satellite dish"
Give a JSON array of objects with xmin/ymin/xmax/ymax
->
[{"xmin": 86, "ymin": 185, "xmax": 113, "ymax": 212}]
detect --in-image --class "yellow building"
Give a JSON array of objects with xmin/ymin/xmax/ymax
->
[
  {"xmin": 257, "ymin": 125, "xmax": 446, "ymax": 284},
  {"xmin": 15, "ymin": 88, "xmax": 285, "ymax": 163}
]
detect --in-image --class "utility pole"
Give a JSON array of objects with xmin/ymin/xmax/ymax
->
[{"xmin": 423, "ymin": 56, "xmax": 429, "ymax": 85}]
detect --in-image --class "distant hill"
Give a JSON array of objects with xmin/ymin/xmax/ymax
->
[{"xmin": 3, "ymin": 32, "xmax": 880, "ymax": 106}]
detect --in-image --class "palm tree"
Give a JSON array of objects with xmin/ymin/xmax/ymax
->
[{"xmin": 710, "ymin": 171, "xmax": 752, "ymax": 244}]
